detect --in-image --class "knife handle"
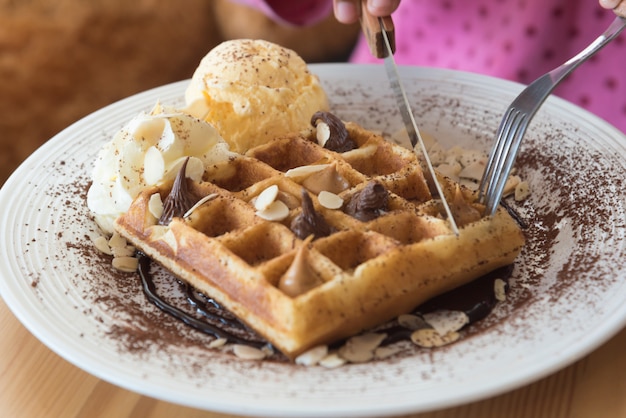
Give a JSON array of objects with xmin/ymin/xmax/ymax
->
[{"xmin": 358, "ymin": 0, "xmax": 395, "ymax": 59}]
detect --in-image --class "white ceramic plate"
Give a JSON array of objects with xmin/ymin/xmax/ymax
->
[{"xmin": 1, "ymin": 64, "xmax": 625, "ymax": 417}]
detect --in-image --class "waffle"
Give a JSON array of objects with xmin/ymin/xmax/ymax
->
[{"xmin": 114, "ymin": 116, "xmax": 525, "ymax": 359}]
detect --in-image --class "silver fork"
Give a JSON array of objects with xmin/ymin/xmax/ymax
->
[{"xmin": 478, "ymin": 15, "xmax": 626, "ymax": 216}]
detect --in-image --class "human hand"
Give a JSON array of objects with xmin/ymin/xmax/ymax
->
[
  {"xmin": 333, "ymin": 0, "xmax": 400, "ymax": 24},
  {"xmin": 600, "ymin": 0, "xmax": 626, "ymax": 18}
]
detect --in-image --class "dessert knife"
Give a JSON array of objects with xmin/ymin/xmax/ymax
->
[{"xmin": 359, "ymin": 2, "xmax": 460, "ymax": 235}]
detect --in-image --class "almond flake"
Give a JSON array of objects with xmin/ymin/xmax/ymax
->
[
  {"xmin": 338, "ymin": 333, "xmax": 386, "ymax": 363},
  {"xmin": 285, "ymin": 164, "xmax": 330, "ymax": 179},
  {"xmin": 374, "ymin": 345, "xmax": 403, "ymax": 359},
  {"xmin": 316, "ymin": 121, "xmax": 331, "ymax": 147},
  {"xmin": 503, "ymin": 175, "xmax": 521, "ymax": 196},
  {"xmin": 111, "ymin": 245, "xmax": 135, "ymax": 258},
  {"xmin": 410, "ymin": 328, "xmax": 460, "ymax": 348},
  {"xmin": 112, "ymin": 256, "xmax": 139, "ymax": 273},
  {"xmin": 295, "ymin": 345, "xmax": 328, "ymax": 366},
  {"xmin": 93, "ymin": 236, "xmax": 112, "ymax": 255},
  {"xmin": 256, "ymin": 200, "xmax": 289, "ymax": 221},
  {"xmin": 148, "ymin": 193, "xmax": 164, "ymax": 220},
  {"xmin": 208, "ymin": 338, "xmax": 228, "ymax": 348},
  {"xmin": 254, "ymin": 185, "xmax": 279, "ymax": 211},
  {"xmin": 108, "ymin": 231, "xmax": 127, "ymax": 249},
  {"xmin": 319, "ymin": 353, "xmax": 346, "ymax": 368},
  {"xmin": 183, "ymin": 193, "xmax": 218, "ymax": 219},
  {"xmin": 232, "ymin": 344, "xmax": 266, "ymax": 360},
  {"xmin": 494, "ymin": 278, "xmax": 507, "ymax": 302},
  {"xmin": 318, "ymin": 190, "xmax": 343, "ymax": 209},
  {"xmin": 459, "ymin": 160, "xmax": 486, "ymax": 182},
  {"xmin": 422, "ymin": 310, "xmax": 469, "ymax": 335}
]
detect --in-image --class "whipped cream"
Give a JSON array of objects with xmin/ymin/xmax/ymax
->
[{"xmin": 87, "ymin": 102, "xmax": 233, "ymax": 234}]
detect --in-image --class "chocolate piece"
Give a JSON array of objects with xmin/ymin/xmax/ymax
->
[
  {"xmin": 311, "ymin": 111, "xmax": 357, "ymax": 153},
  {"xmin": 159, "ymin": 158, "xmax": 196, "ymax": 225},
  {"xmin": 290, "ymin": 189, "xmax": 332, "ymax": 240},
  {"xmin": 345, "ymin": 181, "xmax": 389, "ymax": 221}
]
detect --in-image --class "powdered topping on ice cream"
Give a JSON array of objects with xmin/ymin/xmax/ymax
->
[
  {"xmin": 87, "ymin": 102, "xmax": 233, "ymax": 234},
  {"xmin": 184, "ymin": 39, "xmax": 329, "ymax": 153}
]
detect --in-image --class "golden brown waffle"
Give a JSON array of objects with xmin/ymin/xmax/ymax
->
[{"xmin": 115, "ymin": 119, "xmax": 525, "ymax": 359}]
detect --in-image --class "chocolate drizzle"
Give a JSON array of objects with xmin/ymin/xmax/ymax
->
[
  {"xmin": 137, "ymin": 253, "xmax": 268, "ymax": 349},
  {"xmin": 159, "ymin": 158, "xmax": 196, "ymax": 225},
  {"xmin": 290, "ymin": 189, "xmax": 332, "ymax": 240}
]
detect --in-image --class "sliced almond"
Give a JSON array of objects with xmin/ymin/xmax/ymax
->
[
  {"xmin": 256, "ymin": 200, "xmax": 289, "ymax": 221},
  {"xmin": 93, "ymin": 235, "xmax": 112, "ymax": 255},
  {"xmin": 411, "ymin": 328, "xmax": 460, "ymax": 348},
  {"xmin": 459, "ymin": 160, "xmax": 486, "ymax": 182},
  {"xmin": 319, "ymin": 353, "xmax": 347, "ymax": 369},
  {"xmin": 338, "ymin": 333, "xmax": 387, "ymax": 363},
  {"xmin": 436, "ymin": 162, "xmax": 462, "ymax": 181},
  {"xmin": 503, "ymin": 175, "xmax": 521, "ymax": 196},
  {"xmin": 232, "ymin": 344, "xmax": 266, "ymax": 360},
  {"xmin": 422, "ymin": 310, "xmax": 469, "ymax": 335},
  {"xmin": 316, "ymin": 121, "xmax": 331, "ymax": 147},
  {"xmin": 374, "ymin": 345, "xmax": 403, "ymax": 360},
  {"xmin": 111, "ymin": 245, "xmax": 135, "ymax": 258},
  {"xmin": 112, "ymin": 256, "xmax": 139, "ymax": 273},
  {"xmin": 108, "ymin": 231, "xmax": 127, "ymax": 249},
  {"xmin": 285, "ymin": 164, "xmax": 330, "ymax": 180},
  {"xmin": 254, "ymin": 184, "xmax": 279, "ymax": 211},
  {"xmin": 208, "ymin": 338, "xmax": 228, "ymax": 349},
  {"xmin": 295, "ymin": 345, "xmax": 328, "ymax": 366},
  {"xmin": 183, "ymin": 193, "xmax": 218, "ymax": 219},
  {"xmin": 318, "ymin": 190, "xmax": 343, "ymax": 209},
  {"xmin": 494, "ymin": 278, "xmax": 507, "ymax": 302},
  {"xmin": 148, "ymin": 193, "xmax": 164, "ymax": 220}
]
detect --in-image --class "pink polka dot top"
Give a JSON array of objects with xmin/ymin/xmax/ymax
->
[{"xmin": 234, "ymin": 0, "xmax": 626, "ymax": 133}]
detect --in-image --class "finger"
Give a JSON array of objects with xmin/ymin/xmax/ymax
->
[
  {"xmin": 334, "ymin": 0, "xmax": 360, "ymax": 24},
  {"xmin": 366, "ymin": 0, "xmax": 401, "ymax": 16},
  {"xmin": 599, "ymin": 0, "xmax": 621, "ymax": 9},
  {"xmin": 614, "ymin": 3, "xmax": 626, "ymax": 17}
]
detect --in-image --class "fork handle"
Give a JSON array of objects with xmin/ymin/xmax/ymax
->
[{"xmin": 358, "ymin": 0, "xmax": 395, "ymax": 58}]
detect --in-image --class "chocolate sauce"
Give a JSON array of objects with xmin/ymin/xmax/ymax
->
[{"xmin": 137, "ymin": 253, "xmax": 268, "ymax": 349}]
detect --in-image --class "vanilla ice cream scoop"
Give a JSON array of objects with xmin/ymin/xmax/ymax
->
[
  {"xmin": 87, "ymin": 102, "xmax": 234, "ymax": 234},
  {"xmin": 184, "ymin": 39, "xmax": 329, "ymax": 153}
]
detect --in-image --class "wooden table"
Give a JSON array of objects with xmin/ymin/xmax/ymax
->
[{"xmin": 1, "ymin": 296, "xmax": 625, "ymax": 418}]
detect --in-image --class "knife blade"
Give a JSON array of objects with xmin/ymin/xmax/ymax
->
[{"xmin": 359, "ymin": 2, "xmax": 460, "ymax": 236}]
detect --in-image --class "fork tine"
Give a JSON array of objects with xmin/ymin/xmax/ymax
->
[
  {"xmin": 478, "ymin": 108, "xmax": 516, "ymax": 200},
  {"xmin": 483, "ymin": 111, "xmax": 529, "ymax": 215}
]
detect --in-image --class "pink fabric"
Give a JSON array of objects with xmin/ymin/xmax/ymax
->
[{"xmin": 238, "ymin": 0, "xmax": 626, "ymax": 133}]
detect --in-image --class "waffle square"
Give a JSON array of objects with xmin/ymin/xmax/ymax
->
[{"xmin": 115, "ymin": 120, "xmax": 525, "ymax": 358}]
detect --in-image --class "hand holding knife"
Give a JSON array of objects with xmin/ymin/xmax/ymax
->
[{"xmin": 358, "ymin": 1, "xmax": 460, "ymax": 236}]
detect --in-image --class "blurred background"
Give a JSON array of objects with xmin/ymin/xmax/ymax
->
[{"xmin": 0, "ymin": 0, "xmax": 360, "ymax": 185}]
